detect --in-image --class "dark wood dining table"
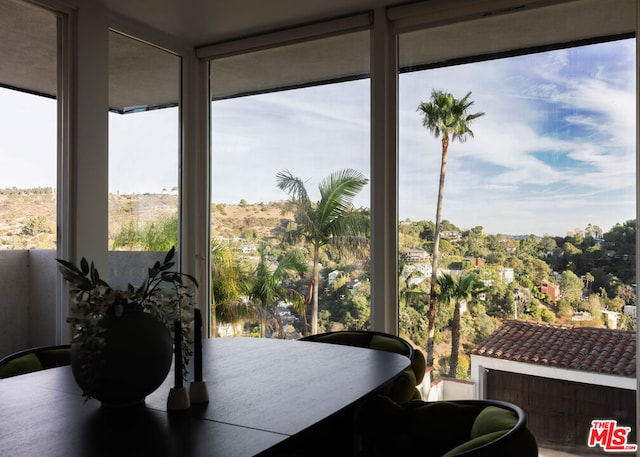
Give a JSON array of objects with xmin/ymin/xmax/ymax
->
[{"xmin": 0, "ymin": 337, "xmax": 410, "ymax": 457}]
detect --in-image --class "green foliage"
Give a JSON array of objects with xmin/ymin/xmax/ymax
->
[
  {"xmin": 246, "ymin": 245, "xmax": 306, "ymax": 338},
  {"xmin": 21, "ymin": 216, "xmax": 50, "ymax": 236},
  {"xmin": 0, "ymin": 186, "xmax": 53, "ymax": 195},
  {"xmin": 241, "ymin": 227, "xmax": 256, "ymax": 240},
  {"xmin": 462, "ymin": 311, "xmax": 498, "ymax": 344},
  {"xmin": 400, "ymin": 303, "xmax": 428, "ymax": 347},
  {"xmin": 212, "ymin": 203, "xmax": 227, "ymax": 215},
  {"xmin": 456, "ymin": 354, "xmax": 471, "ymax": 380},
  {"xmin": 145, "ymin": 215, "xmax": 179, "ymax": 251},
  {"xmin": 112, "ymin": 213, "xmax": 178, "ymax": 251},
  {"xmin": 556, "ymin": 299, "xmax": 575, "ymax": 320},
  {"xmin": 559, "ymin": 270, "xmax": 584, "ymax": 304}
]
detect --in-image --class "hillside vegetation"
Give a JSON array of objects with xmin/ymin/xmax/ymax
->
[{"xmin": 0, "ymin": 191, "xmax": 292, "ymax": 249}]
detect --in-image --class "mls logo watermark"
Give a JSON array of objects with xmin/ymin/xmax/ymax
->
[{"xmin": 588, "ymin": 420, "xmax": 637, "ymax": 452}]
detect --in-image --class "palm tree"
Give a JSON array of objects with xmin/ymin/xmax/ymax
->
[
  {"xmin": 277, "ymin": 168, "xmax": 369, "ymax": 335},
  {"xmin": 417, "ymin": 90, "xmax": 485, "ymax": 367},
  {"xmin": 247, "ymin": 246, "xmax": 307, "ymax": 338},
  {"xmin": 437, "ymin": 272, "xmax": 486, "ymax": 378},
  {"xmin": 399, "ymin": 264, "xmax": 429, "ymax": 311},
  {"xmin": 211, "ymin": 238, "xmax": 253, "ymax": 337},
  {"xmin": 399, "ymin": 265, "xmax": 429, "ymax": 347}
]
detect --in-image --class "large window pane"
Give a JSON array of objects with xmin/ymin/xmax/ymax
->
[
  {"xmin": 108, "ymin": 31, "xmax": 181, "ymax": 286},
  {"xmin": 210, "ymin": 31, "xmax": 370, "ymax": 338},
  {"xmin": 0, "ymin": 88, "xmax": 56, "ymax": 249},
  {"xmin": 0, "ymin": 0, "xmax": 57, "ymax": 250},
  {"xmin": 399, "ymin": 23, "xmax": 635, "ymax": 457},
  {"xmin": 0, "ymin": 0, "xmax": 57, "ymax": 354}
]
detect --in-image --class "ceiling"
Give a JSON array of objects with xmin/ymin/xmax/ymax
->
[
  {"xmin": 103, "ymin": 0, "xmax": 400, "ymax": 47},
  {"xmin": 0, "ymin": 0, "xmax": 636, "ymax": 112}
]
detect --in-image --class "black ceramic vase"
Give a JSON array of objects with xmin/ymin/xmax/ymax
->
[{"xmin": 70, "ymin": 310, "xmax": 173, "ymax": 407}]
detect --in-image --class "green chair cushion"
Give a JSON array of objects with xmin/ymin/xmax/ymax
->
[
  {"xmin": 405, "ymin": 401, "xmax": 484, "ymax": 455},
  {"xmin": 0, "ymin": 353, "xmax": 43, "ymax": 378},
  {"xmin": 357, "ymin": 397, "xmax": 484, "ymax": 457},
  {"xmin": 37, "ymin": 348, "xmax": 71, "ymax": 368},
  {"xmin": 314, "ymin": 332, "xmax": 371, "ymax": 347},
  {"xmin": 370, "ymin": 334, "xmax": 410, "ymax": 356},
  {"xmin": 470, "ymin": 405, "xmax": 518, "ymax": 438},
  {"xmin": 386, "ymin": 369, "xmax": 417, "ymax": 403},
  {"xmin": 410, "ymin": 347, "xmax": 426, "ymax": 385},
  {"xmin": 357, "ymin": 398, "xmax": 537, "ymax": 457},
  {"xmin": 443, "ymin": 430, "xmax": 509, "ymax": 457}
]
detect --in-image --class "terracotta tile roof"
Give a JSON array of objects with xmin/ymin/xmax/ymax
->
[{"xmin": 471, "ymin": 320, "xmax": 636, "ymax": 378}]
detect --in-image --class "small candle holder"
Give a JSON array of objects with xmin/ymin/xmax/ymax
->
[
  {"xmin": 167, "ymin": 386, "xmax": 190, "ymax": 411},
  {"xmin": 189, "ymin": 308, "xmax": 209, "ymax": 404},
  {"xmin": 189, "ymin": 380, "xmax": 209, "ymax": 404},
  {"xmin": 167, "ymin": 319, "xmax": 190, "ymax": 411}
]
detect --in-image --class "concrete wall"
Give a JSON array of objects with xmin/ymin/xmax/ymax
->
[
  {"xmin": 27, "ymin": 250, "xmax": 58, "ymax": 349},
  {"xmin": 423, "ymin": 376, "xmax": 476, "ymax": 401},
  {"xmin": 0, "ymin": 250, "xmax": 172, "ymax": 359},
  {"xmin": 0, "ymin": 250, "xmax": 30, "ymax": 357}
]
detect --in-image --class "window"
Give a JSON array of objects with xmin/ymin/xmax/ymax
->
[
  {"xmin": 396, "ymin": 1, "xmax": 636, "ymax": 453},
  {"xmin": 209, "ymin": 29, "xmax": 371, "ymax": 338},
  {"xmin": 0, "ymin": 0, "xmax": 57, "ymax": 250},
  {"xmin": 107, "ymin": 31, "xmax": 181, "ymax": 287},
  {"xmin": 0, "ymin": 0, "xmax": 58, "ymax": 352}
]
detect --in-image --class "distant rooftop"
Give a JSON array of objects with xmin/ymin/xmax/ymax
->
[{"xmin": 471, "ymin": 320, "xmax": 636, "ymax": 378}]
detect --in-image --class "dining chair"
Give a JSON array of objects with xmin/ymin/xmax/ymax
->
[
  {"xmin": 299, "ymin": 330, "xmax": 426, "ymax": 402},
  {"xmin": 0, "ymin": 344, "xmax": 71, "ymax": 379},
  {"xmin": 356, "ymin": 396, "xmax": 538, "ymax": 457}
]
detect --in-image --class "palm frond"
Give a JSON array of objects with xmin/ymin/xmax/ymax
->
[
  {"xmin": 318, "ymin": 169, "xmax": 368, "ymax": 228},
  {"xmin": 276, "ymin": 169, "xmax": 311, "ymax": 205},
  {"xmin": 417, "ymin": 90, "xmax": 484, "ymax": 143}
]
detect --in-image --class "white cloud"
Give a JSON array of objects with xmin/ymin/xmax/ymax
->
[{"xmin": 398, "ymin": 39, "xmax": 635, "ymax": 235}]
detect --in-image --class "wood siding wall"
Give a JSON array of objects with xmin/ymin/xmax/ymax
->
[{"xmin": 486, "ymin": 369, "xmax": 636, "ymax": 454}]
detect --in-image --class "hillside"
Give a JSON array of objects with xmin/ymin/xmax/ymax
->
[
  {"xmin": 211, "ymin": 201, "xmax": 293, "ymax": 240},
  {"xmin": 0, "ymin": 192, "xmax": 294, "ymax": 249},
  {"xmin": 0, "ymin": 191, "xmax": 57, "ymax": 249}
]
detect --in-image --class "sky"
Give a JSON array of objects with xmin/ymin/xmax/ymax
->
[{"xmin": 0, "ymin": 38, "xmax": 635, "ymax": 237}]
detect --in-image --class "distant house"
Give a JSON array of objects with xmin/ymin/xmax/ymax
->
[
  {"xmin": 441, "ymin": 230, "xmax": 461, "ymax": 242},
  {"xmin": 464, "ymin": 257, "xmax": 485, "ymax": 267},
  {"xmin": 347, "ymin": 278, "xmax": 361, "ymax": 295},
  {"xmin": 327, "ymin": 270, "xmax": 341, "ymax": 286},
  {"xmin": 601, "ymin": 309, "xmax": 621, "ymax": 329},
  {"xmin": 539, "ymin": 279, "xmax": 561, "ymax": 303},
  {"xmin": 571, "ymin": 311, "xmax": 592, "ymax": 322},
  {"xmin": 624, "ymin": 305, "xmax": 637, "ymax": 318},
  {"xmin": 405, "ymin": 248, "xmax": 428, "ymax": 263},
  {"xmin": 498, "ymin": 267, "xmax": 514, "ymax": 284},
  {"xmin": 470, "ymin": 320, "xmax": 636, "ymax": 453}
]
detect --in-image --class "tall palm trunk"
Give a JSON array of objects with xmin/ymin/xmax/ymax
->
[
  {"xmin": 311, "ymin": 243, "xmax": 320, "ymax": 334},
  {"xmin": 449, "ymin": 301, "xmax": 461, "ymax": 377},
  {"xmin": 302, "ymin": 285, "xmax": 312, "ymax": 336},
  {"xmin": 259, "ymin": 301, "xmax": 266, "ymax": 338},
  {"xmin": 426, "ymin": 134, "xmax": 449, "ymax": 367}
]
